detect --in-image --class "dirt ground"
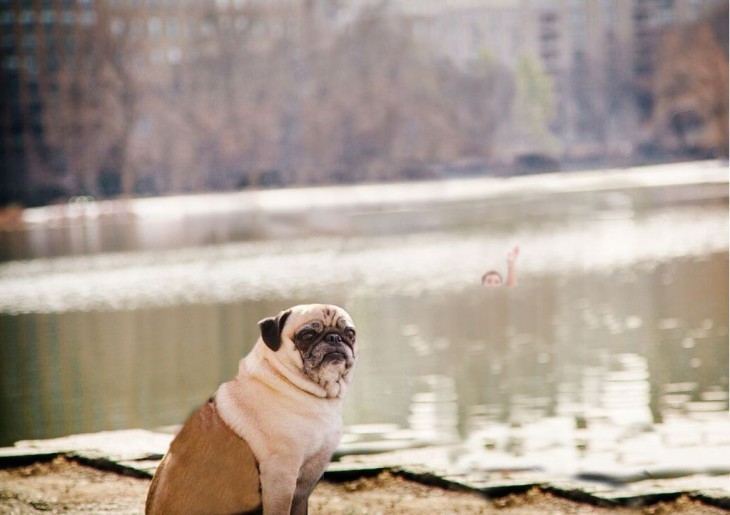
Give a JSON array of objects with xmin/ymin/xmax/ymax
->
[{"xmin": 0, "ymin": 457, "xmax": 726, "ymax": 515}]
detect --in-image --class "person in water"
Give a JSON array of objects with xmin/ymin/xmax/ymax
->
[{"xmin": 481, "ymin": 246, "xmax": 519, "ymax": 287}]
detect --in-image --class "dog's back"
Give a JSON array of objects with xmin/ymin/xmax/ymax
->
[{"xmin": 146, "ymin": 400, "xmax": 262, "ymax": 515}]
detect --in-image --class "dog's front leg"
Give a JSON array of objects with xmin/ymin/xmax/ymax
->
[
  {"xmin": 290, "ymin": 488, "xmax": 310, "ymax": 515},
  {"xmin": 260, "ymin": 461, "xmax": 298, "ymax": 515}
]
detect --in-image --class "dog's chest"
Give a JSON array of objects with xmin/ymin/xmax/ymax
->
[
  {"xmin": 295, "ymin": 425, "xmax": 341, "ymax": 493},
  {"xmin": 298, "ymin": 408, "xmax": 342, "ymax": 459},
  {"xmin": 320, "ymin": 423, "xmax": 341, "ymax": 452}
]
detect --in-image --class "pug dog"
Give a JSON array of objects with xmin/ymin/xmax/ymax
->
[{"xmin": 145, "ymin": 304, "xmax": 358, "ymax": 515}]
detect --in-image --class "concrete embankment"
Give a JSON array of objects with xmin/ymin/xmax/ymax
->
[{"xmin": 1, "ymin": 429, "xmax": 728, "ymax": 511}]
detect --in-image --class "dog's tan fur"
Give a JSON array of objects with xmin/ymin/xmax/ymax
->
[
  {"xmin": 145, "ymin": 401, "xmax": 262, "ymax": 514},
  {"xmin": 145, "ymin": 304, "xmax": 358, "ymax": 515}
]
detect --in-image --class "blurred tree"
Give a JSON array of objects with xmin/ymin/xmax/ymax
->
[
  {"xmin": 134, "ymin": 2, "xmax": 517, "ymax": 190},
  {"xmin": 288, "ymin": 5, "xmax": 515, "ymax": 183},
  {"xmin": 504, "ymin": 54, "xmax": 559, "ymax": 157},
  {"xmin": 36, "ymin": 6, "xmax": 141, "ymax": 198},
  {"xmin": 651, "ymin": 5, "xmax": 729, "ymax": 157},
  {"xmin": 438, "ymin": 49, "xmax": 515, "ymax": 160},
  {"xmin": 130, "ymin": 4, "xmax": 247, "ymax": 193},
  {"xmin": 2, "ymin": 0, "xmax": 519, "ymax": 205}
]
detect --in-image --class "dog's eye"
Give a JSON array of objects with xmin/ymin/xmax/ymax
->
[
  {"xmin": 297, "ymin": 330, "xmax": 317, "ymax": 342},
  {"xmin": 344, "ymin": 328, "xmax": 356, "ymax": 341}
]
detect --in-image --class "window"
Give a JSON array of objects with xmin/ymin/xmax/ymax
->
[
  {"xmin": 234, "ymin": 16, "xmax": 247, "ymax": 31},
  {"xmin": 2, "ymin": 55, "xmax": 20, "ymax": 70},
  {"xmin": 167, "ymin": 46, "xmax": 181, "ymax": 63},
  {"xmin": 10, "ymin": 120, "xmax": 24, "ymax": 138},
  {"xmin": 111, "ymin": 18, "xmax": 126, "ymax": 35},
  {"xmin": 24, "ymin": 55, "xmax": 39, "ymax": 74},
  {"xmin": 0, "ymin": 11, "xmax": 14, "ymax": 25},
  {"xmin": 47, "ymin": 54, "xmax": 60, "ymax": 72},
  {"xmin": 27, "ymin": 85, "xmax": 41, "ymax": 102},
  {"xmin": 688, "ymin": 0, "xmax": 702, "ymax": 18},
  {"xmin": 19, "ymin": 10, "xmax": 36, "ymax": 25},
  {"xmin": 166, "ymin": 19, "xmax": 179, "ymax": 38},
  {"xmin": 48, "ymin": 80, "xmax": 59, "ymax": 95},
  {"xmin": 656, "ymin": 0, "xmax": 675, "ymax": 23},
  {"xmin": 150, "ymin": 48, "xmax": 164, "ymax": 63},
  {"xmin": 79, "ymin": 12, "xmax": 96, "ymax": 25},
  {"xmin": 130, "ymin": 20, "xmax": 143, "ymax": 38},
  {"xmin": 31, "ymin": 122, "xmax": 44, "ymax": 142},
  {"xmin": 64, "ymin": 36, "xmax": 76, "ymax": 55},
  {"xmin": 148, "ymin": 17, "xmax": 162, "ymax": 37},
  {"xmin": 601, "ymin": 0, "xmax": 617, "ymax": 28},
  {"xmin": 41, "ymin": 10, "xmax": 56, "ymax": 24},
  {"xmin": 1, "ymin": 34, "xmax": 15, "ymax": 49},
  {"xmin": 23, "ymin": 34, "xmax": 37, "ymax": 50},
  {"xmin": 62, "ymin": 11, "xmax": 75, "ymax": 25},
  {"xmin": 200, "ymin": 20, "xmax": 214, "ymax": 37}
]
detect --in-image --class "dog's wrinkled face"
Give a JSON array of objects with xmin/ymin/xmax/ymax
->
[{"xmin": 258, "ymin": 304, "xmax": 358, "ymax": 398}]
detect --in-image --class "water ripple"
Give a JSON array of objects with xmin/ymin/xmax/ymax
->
[{"xmin": 0, "ymin": 206, "xmax": 726, "ymax": 314}]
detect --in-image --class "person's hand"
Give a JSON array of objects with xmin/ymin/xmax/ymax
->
[{"xmin": 507, "ymin": 246, "xmax": 520, "ymax": 263}]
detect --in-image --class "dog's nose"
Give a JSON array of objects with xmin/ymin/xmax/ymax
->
[{"xmin": 325, "ymin": 333, "xmax": 342, "ymax": 345}]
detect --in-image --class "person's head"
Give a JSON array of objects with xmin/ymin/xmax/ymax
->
[{"xmin": 481, "ymin": 270, "xmax": 503, "ymax": 287}]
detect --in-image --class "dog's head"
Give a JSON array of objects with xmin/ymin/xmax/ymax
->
[{"xmin": 258, "ymin": 304, "xmax": 358, "ymax": 398}]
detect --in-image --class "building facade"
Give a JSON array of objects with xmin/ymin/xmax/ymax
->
[
  {"xmin": 0, "ymin": 0, "xmax": 725, "ymax": 205},
  {"xmin": 395, "ymin": 0, "xmax": 725, "ymax": 160},
  {"xmin": 0, "ymin": 0, "xmax": 344, "ymax": 205}
]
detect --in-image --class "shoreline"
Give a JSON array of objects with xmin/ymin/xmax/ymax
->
[
  {"xmin": 2, "ymin": 456, "xmax": 727, "ymax": 515},
  {"xmin": 1, "ymin": 427, "xmax": 728, "ymax": 512},
  {"xmin": 2, "ymin": 160, "xmax": 727, "ymax": 261}
]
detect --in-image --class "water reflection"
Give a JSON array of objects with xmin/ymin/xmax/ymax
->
[
  {"xmin": 0, "ymin": 207, "xmax": 727, "ymax": 454},
  {"xmin": 344, "ymin": 255, "xmax": 727, "ymax": 451},
  {"xmin": 0, "ymin": 207, "xmax": 727, "ymax": 314}
]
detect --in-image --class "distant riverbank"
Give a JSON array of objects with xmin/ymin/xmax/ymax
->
[{"xmin": 1, "ymin": 160, "xmax": 726, "ymax": 261}]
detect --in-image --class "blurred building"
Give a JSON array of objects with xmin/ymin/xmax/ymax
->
[
  {"xmin": 1, "ymin": 0, "xmax": 96, "ymax": 205},
  {"xmin": 395, "ymin": 0, "xmax": 725, "ymax": 160},
  {"xmin": 0, "ymin": 0, "xmax": 725, "ymax": 206},
  {"xmin": 0, "ymin": 0, "xmax": 343, "ymax": 205},
  {"xmin": 0, "ymin": 0, "xmax": 236, "ymax": 204}
]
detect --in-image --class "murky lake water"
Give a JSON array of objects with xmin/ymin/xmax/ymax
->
[{"xmin": 0, "ymin": 201, "xmax": 727, "ymax": 450}]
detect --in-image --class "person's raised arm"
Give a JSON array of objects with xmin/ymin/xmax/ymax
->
[{"xmin": 505, "ymin": 246, "xmax": 519, "ymax": 287}]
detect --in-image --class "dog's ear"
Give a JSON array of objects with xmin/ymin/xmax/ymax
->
[{"xmin": 258, "ymin": 309, "xmax": 292, "ymax": 351}]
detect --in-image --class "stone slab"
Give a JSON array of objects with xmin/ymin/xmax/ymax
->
[{"xmin": 2, "ymin": 428, "xmax": 728, "ymax": 509}]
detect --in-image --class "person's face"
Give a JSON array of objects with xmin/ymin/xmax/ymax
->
[{"xmin": 482, "ymin": 273, "xmax": 502, "ymax": 287}]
